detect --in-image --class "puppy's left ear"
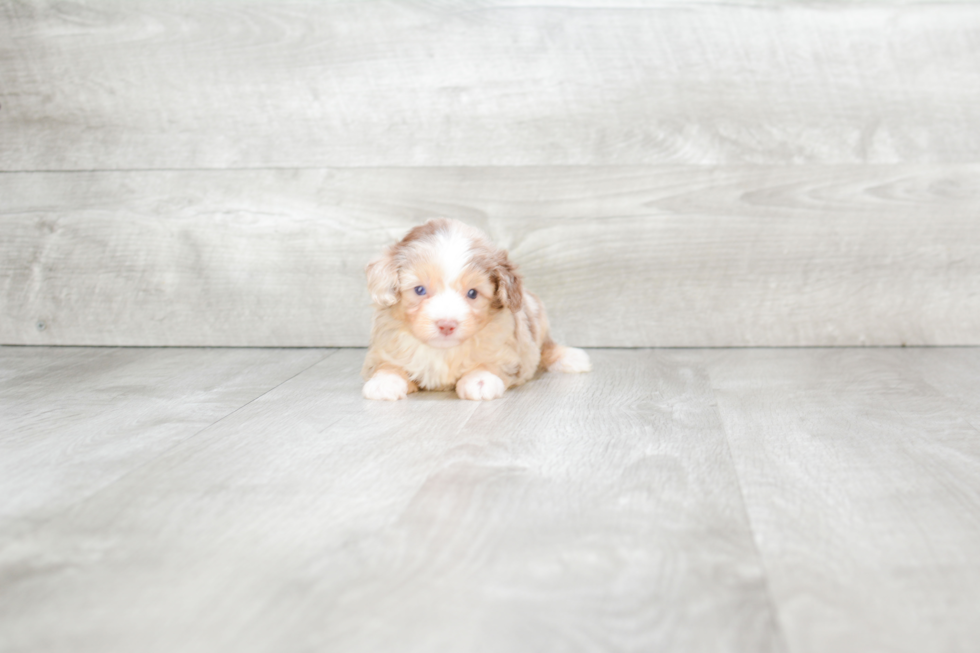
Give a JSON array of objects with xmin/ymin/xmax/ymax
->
[
  {"xmin": 365, "ymin": 245, "xmax": 400, "ymax": 307},
  {"xmin": 493, "ymin": 253, "xmax": 523, "ymax": 312}
]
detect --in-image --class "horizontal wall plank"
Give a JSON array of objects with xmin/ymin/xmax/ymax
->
[
  {"xmin": 2, "ymin": 165, "xmax": 978, "ymax": 347},
  {"xmin": 2, "ymin": 1, "xmax": 980, "ymax": 169}
]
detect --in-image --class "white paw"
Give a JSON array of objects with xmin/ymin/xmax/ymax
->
[
  {"xmin": 363, "ymin": 371, "xmax": 409, "ymax": 401},
  {"xmin": 548, "ymin": 346, "xmax": 592, "ymax": 373},
  {"xmin": 456, "ymin": 370, "xmax": 506, "ymax": 401}
]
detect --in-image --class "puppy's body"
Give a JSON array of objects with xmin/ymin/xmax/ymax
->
[{"xmin": 362, "ymin": 219, "xmax": 590, "ymax": 401}]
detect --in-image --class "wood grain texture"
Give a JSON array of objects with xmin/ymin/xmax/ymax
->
[
  {"xmin": 0, "ymin": 348, "xmax": 782, "ymax": 653},
  {"xmin": 903, "ymin": 348, "xmax": 980, "ymax": 432},
  {"xmin": 2, "ymin": 165, "xmax": 979, "ymax": 347},
  {"xmin": 0, "ymin": 345, "xmax": 330, "ymax": 544},
  {"xmin": 706, "ymin": 348, "xmax": 980, "ymax": 653},
  {"xmin": 2, "ymin": 1, "xmax": 980, "ymax": 169}
]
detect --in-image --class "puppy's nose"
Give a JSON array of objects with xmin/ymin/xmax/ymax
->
[{"xmin": 436, "ymin": 320, "xmax": 458, "ymax": 336}]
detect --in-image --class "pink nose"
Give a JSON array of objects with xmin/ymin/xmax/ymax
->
[{"xmin": 436, "ymin": 320, "xmax": 458, "ymax": 336}]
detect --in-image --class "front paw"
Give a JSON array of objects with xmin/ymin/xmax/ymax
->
[
  {"xmin": 363, "ymin": 371, "xmax": 409, "ymax": 401},
  {"xmin": 456, "ymin": 370, "xmax": 506, "ymax": 401}
]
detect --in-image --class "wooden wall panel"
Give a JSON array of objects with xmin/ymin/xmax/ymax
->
[
  {"xmin": 2, "ymin": 1, "xmax": 980, "ymax": 169},
  {"xmin": 3, "ymin": 1, "xmax": 979, "ymax": 346},
  {"xmin": 2, "ymin": 165, "xmax": 978, "ymax": 347}
]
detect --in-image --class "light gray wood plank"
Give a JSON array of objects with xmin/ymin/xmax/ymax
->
[
  {"xmin": 0, "ymin": 345, "xmax": 99, "ymax": 386},
  {"xmin": 0, "ymin": 349, "xmax": 782, "ymax": 653},
  {"xmin": 706, "ymin": 348, "xmax": 980, "ymax": 653},
  {"xmin": 3, "ymin": 1, "xmax": 980, "ymax": 169},
  {"xmin": 0, "ymin": 345, "xmax": 331, "ymax": 543},
  {"xmin": 2, "ymin": 165, "xmax": 979, "ymax": 347},
  {"xmin": 903, "ymin": 348, "xmax": 980, "ymax": 432}
]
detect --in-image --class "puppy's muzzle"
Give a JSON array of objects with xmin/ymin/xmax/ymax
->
[{"xmin": 436, "ymin": 320, "xmax": 458, "ymax": 336}]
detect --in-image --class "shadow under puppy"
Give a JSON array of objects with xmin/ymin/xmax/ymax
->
[{"xmin": 363, "ymin": 219, "xmax": 591, "ymax": 401}]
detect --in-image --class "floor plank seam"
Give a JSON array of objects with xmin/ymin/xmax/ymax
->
[
  {"xmin": 0, "ymin": 349, "xmax": 341, "ymax": 546},
  {"xmin": 703, "ymin": 363, "xmax": 791, "ymax": 653}
]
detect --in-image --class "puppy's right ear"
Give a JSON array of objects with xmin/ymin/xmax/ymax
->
[{"xmin": 365, "ymin": 246, "xmax": 400, "ymax": 307}]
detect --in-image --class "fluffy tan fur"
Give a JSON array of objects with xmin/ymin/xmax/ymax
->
[{"xmin": 362, "ymin": 219, "xmax": 590, "ymax": 400}]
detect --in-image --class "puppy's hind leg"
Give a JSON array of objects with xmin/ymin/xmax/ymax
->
[{"xmin": 541, "ymin": 342, "xmax": 592, "ymax": 374}]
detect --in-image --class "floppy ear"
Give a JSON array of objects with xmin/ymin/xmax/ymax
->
[
  {"xmin": 493, "ymin": 253, "xmax": 523, "ymax": 312},
  {"xmin": 365, "ymin": 245, "xmax": 400, "ymax": 307}
]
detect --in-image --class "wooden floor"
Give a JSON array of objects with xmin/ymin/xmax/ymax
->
[{"xmin": 1, "ymin": 347, "xmax": 978, "ymax": 653}]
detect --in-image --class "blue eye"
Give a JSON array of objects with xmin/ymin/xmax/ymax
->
[
  {"xmin": 414, "ymin": 286, "xmax": 426, "ymax": 296},
  {"xmin": 467, "ymin": 289, "xmax": 478, "ymax": 299}
]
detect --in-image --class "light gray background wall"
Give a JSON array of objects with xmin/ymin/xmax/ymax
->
[{"xmin": 2, "ymin": 0, "xmax": 979, "ymax": 346}]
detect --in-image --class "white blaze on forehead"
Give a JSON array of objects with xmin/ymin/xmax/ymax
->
[
  {"xmin": 425, "ymin": 289, "xmax": 469, "ymax": 322},
  {"xmin": 435, "ymin": 228, "xmax": 473, "ymax": 283}
]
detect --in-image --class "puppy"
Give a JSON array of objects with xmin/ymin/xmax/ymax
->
[{"xmin": 362, "ymin": 219, "xmax": 591, "ymax": 401}]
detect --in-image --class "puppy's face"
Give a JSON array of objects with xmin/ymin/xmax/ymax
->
[
  {"xmin": 400, "ymin": 259, "xmax": 496, "ymax": 348},
  {"xmin": 366, "ymin": 220, "xmax": 522, "ymax": 349}
]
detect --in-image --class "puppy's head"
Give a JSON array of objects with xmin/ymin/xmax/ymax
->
[{"xmin": 366, "ymin": 219, "xmax": 522, "ymax": 349}]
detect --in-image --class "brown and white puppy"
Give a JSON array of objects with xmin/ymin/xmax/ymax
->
[{"xmin": 362, "ymin": 219, "xmax": 591, "ymax": 401}]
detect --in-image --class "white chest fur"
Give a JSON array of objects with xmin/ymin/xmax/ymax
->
[{"xmin": 390, "ymin": 310, "xmax": 518, "ymax": 390}]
